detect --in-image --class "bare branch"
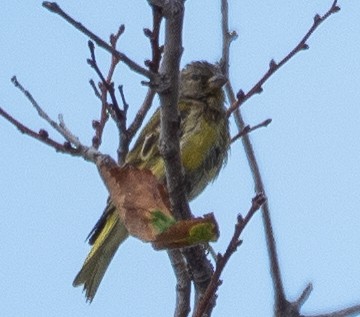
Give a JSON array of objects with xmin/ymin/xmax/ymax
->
[
  {"xmin": 0, "ymin": 77, "xmax": 103, "ymax": 164},
  {"xmin": 193, "ymin": 194, "xmax": 266, "ymax": 317},
  {"xmin": 222, "ymin": 1, "xmax": 345, "ymax": 316},
  {"xmin": 221, "ymin": 1, "xmax": 360, "ymax": 317},
  {"xmin": 220, "ymin": 0, "xmax": 288, "ymax": 311},
  {"xmin": 42, "ymin": 2, "xmax": 153, "ymax": 79},
  {"xmin": 118, "ymin": 85, "xmax": 129, "ymax": 114},
  {"xmin": 307, "ymin": 304, "xmax": 360, "ymax": 317},
  {"xmin": 0, "ymin": 107, "xmax": 79, "ymax": 155},
  {"xmin": 156, "ymin": 0, "xmax": 188, "ymax": 217},
  {"xmin": 127, "ymin": 88, "xmax": 156, "ymax": 141},
  {"xmin": 144, "ymin": 5, "xmax": 163, "ymax": 72},
  {"xmin": 89, "ymin": 79, "xmax": 101, "ymax": 100},
  {"xmin": 87, "ymin": 41, "xmax": 124, "ymax": 124},
  {"xmin": 149, "ymin": 1, "xmax": 218, "ymax": 314},
  {"xmin": 168, "ymin": 249, "xmax": 191, "ymax": 317},
  {"xmin": 86, "ymin": 40, "xmax": 130, "ymax": 163},
  {"xmin": 230, "ymin": 118, "xmax": 272, "ymax": 144},
  {"xmin": 226, "ymin": 0, "xmax": 340, "ymax": 116},
  {"xmin": 219, "ymin": 0, "xmax": 238, "ymax": 76},
  {"xmin": 11, "ymin": 77, "xmax": 81, "ymax": 147},
  {"xmin": 294, "ymin": 283, "xmax": 313, "ymax": 310},
  {"xmin": 124, "ymin": 4, "xmax": 163, "ymax": 147}
]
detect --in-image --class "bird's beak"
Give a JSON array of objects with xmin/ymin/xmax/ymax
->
[{"xmin": 208, "ymin": 74, "xmax": 228, "ymax": 89}]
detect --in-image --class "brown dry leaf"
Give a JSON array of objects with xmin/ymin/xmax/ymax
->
[
  {"xmin": 152, "ymin": 213, "xmax": 219, "ymax": 250},
  {"xmin": 96, "ymin": 155, "xmax": 173, "ymax": 242},
  {"xmin": 96, "ymin": 155, "xmax": 220, "ymax": 249}
]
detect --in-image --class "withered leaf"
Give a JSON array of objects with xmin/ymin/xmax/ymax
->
[
  {"xmin": 152, "ymin": 213, "xmax": 219, "ymax": 250},
  {"xmin": 96, "ymin": 155, "xmax": 173, "ymax": 242},
  {"xmin": 96, "ymin": 155, "xmax": 220, "ymax": 249}
]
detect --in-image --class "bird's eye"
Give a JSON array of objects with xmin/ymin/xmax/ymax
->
[{"xmin": 191, "ymin": 74, "xmax": 201, "ymax": 81}]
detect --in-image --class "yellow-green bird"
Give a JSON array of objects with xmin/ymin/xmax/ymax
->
[{"xmin": 73, "ymin": 61, "xmax": 230, "ymax": 302}]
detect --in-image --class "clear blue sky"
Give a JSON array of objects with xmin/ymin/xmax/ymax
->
[{"xmin": 1, "ymin": 1, "xmax": 360, "ymax": 316}]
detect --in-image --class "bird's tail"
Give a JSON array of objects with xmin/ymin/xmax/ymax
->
[{"xmin": 73, "ymin": 203, "xmax": 129, "ymax": 302}]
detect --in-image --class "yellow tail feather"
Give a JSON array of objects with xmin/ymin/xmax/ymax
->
[{"xmin": 73, "ymin": 211, "xmax": 129, "ymax": 302}]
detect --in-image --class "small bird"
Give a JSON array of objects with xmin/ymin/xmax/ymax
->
[{"xmin": 73, "ymin": 61, "xmax": 230, "ymax": 302}]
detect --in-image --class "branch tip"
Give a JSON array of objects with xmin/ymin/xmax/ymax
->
[
  {"xmin": 294, "ymin": 283, "xmax": 313, "ymax": 308},
  {"xmin": 42, "ymin": 1, "xmax": 59, "ymax": 12},
  {"xmin": 11, "ymin": 76, "xmax": 19, "ymax": 87},
  {"xmin": 263, "ymin": 118, "xmax": 272, "ymax": 127},
  {"xmin": 89, "ymin": 80, "xmax": 101, "ymax": 99},
  {"xmin": 88, "ymin": 40, "xmax": 96, "ymax": 60},
  {"xmin": 118, "ymin": 85, "xmax": 129, "ymax": 113},
  {"xmin": 117, "ymin": 24, "xmax": 125, "ymax": 36}
]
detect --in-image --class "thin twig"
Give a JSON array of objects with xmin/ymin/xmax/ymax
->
[
  {"xmin": 87, "ymin": 40, "xmax": 128, "ymax": 162},
  {"xmin": 307, "ymin": 305, "xmax": 360, "ymax": 317},
  {"xmin": 89, "ymin": 26, "xmax": 126, "ymax": 155},
  {"xmin": 193, "ymin": 194, "xmax": 266, "ymax": 317},
  {"xmin": 42, "ymin": 2, "xmax": 153, "ymax": 79},
  {"xmin": 11, "ymin": 76, "xmax": 81, "ymax": 147},
  {"xmin": 11, "ymin": 77, "xmax": 60, "ymax": 133},
  {"xmin": 220, "ymin": 0, "xmax": 238, "ymax": 76},
  {"xmin": 0, "ymin": 107, "xmax": 79, "ymax": 155},
  {"xmin": 226, "ymin": 0, "xmax": 340, "ymax": 117},
  {"xmin": 226, "ymin": 1, "xmax": 360, "ymax": 316},
  {"xmin": 58, "ymin": 114, "xmax": 81, "ymax": 147},
  {"xmin": 0, "ymin": 88, "xmax": 99, "ymax": 163},
  {"xmin": 126, "ymin": 3, "xmax": 163, "ymax": 141},
  {"xmin": 87, "ymin": 41, "xmax": 124, "ymax": 122},
  {"xmin": 230, "ymin": 118, "xmax": 272, "ymax": 144},
  {"xmin": 168, "ymin": 249, "xmax": 192, "ymax": 317},
  {"xmin": 144, "ymin": 5, "xmax": 195, "ymax": 317},
  {"xmin": 127, "ymin": 88, "xmax": 156, "ymax": 140},
  {"xmin": 294, "ymin": 283, "xmax": 313, "ymax": 310},
  {"xmin": 222, "ymin": 1, "xmax": 342, "ymax": 314},
  {"xmin": 118, "ymin": 85, "xmax": 129, "ymax": 113},
  {"xmin": 92, "ymin": 83, "xmax": 110, "ymax": 150},
  {"xmin": 144, "ymin": 5, "xmax": 163, "ymax": 72},
  {"xmin": 107, "ymin": 25, "xmax": 125, "ymax": 84},
  {"xmin": 89, "ymin": 79, "xmax": 101, "ymax": 99},
  {"xmin": 149, "ymin": 1, "xmax": 218, "ymax": 315},
  {"xmin": 220, "ymin": 0, "xmax": 287, "ymax": 310}
]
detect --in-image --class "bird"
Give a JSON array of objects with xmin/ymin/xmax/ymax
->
[{"xmin": 73, "ymin": 61, "xmax": 230, "ymax": 302}]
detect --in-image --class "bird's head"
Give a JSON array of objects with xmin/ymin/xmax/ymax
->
[{"xmin": 179, "ymin": 61, "xmax": 227, "ymax": 105}]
